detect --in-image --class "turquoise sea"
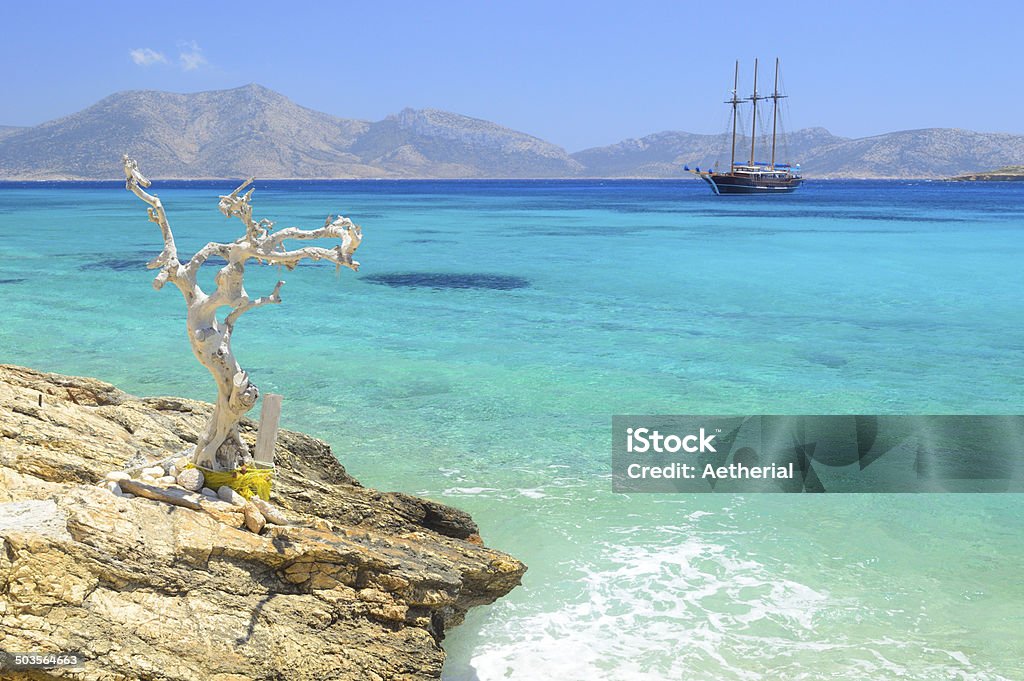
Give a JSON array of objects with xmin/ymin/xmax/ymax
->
[{"xmin": 1, "ymin": 179, "xmax": 1023, "ymax": 680}]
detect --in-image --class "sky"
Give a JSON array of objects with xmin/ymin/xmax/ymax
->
[{"xmin": 3, "ymin": 1, "xmax": 1024, "ymax": 151}]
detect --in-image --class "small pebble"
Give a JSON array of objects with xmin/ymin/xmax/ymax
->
[
  {"xmin": 157, "ymin": 475, "xmax": 177, "ymax": 485},
  {"xmin": 217, "ymin": 486, "xmax": 247, "ymax": 507},
  {"xmin": 200, "ymin": 487, "xmax": 218, "ymax": 497},
  {"xmin": 103, "ymin": 480, "xmax": 123, "ymax": 497},
  {"xmin": 167, "ymin": 465, "xmax": 179, "ymax": 478},
  {"xmin": 122, "ymin": 493, "xmax": 135, "ymax": 499},
  {"xmin": 141, "ymin": 466, "xmax": 165, "ymax": 478},
  {"xmin": 105, "ymin": 471, "xmax": 131, "ymax": 482},
  {"xmin": 176, "ymin": 467, "xmax": 205, "ymax": 492}
]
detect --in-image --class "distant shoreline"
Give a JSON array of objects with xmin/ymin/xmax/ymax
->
[
  {"xmin": 0, "ymin": 176, "xmax": 985, "ymax": 183},
  {"xmin": 947, "ymin": 165, "xmax": 1024, "ymax": 182}
]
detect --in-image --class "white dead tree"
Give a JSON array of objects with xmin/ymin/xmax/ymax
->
[{"xmin": 123, "ymin": 155, "xmax": 362, "ymax": 471}]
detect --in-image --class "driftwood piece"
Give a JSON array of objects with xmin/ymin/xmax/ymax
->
[
  {"xmin": 119, "ymin": 479, "xmax": 204, "ymax": 510},
  {"xmin": 122, "ymin": 156, "xmax": 363, "ymax": 471},
  {"xmin": 254, "ymin": 393, "xmax": 282, "ymax": 466}
]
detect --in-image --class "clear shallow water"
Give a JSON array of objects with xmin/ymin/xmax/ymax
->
[{"xmin": 1, "ymin": 179, "xmax": 1022, "ymax": 679}]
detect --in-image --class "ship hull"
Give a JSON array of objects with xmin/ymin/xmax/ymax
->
[{"xmin": 702, "ymin": 173, "xmax": 802, "ymax": 195}]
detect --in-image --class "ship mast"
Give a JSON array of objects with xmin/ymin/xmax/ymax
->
[
  {"xmin": 749, "ymin": 58, "xmax": 762, "ymax": 165},
  {"xmin": 727, "ymin": 60, "xmax": 741, "ymax": 170},
  {"xmin": 769, "ymin": 58, "xmax": 787, "ymax": 169}
]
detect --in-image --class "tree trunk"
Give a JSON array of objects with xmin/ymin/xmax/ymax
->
[{"xmin": 188, "ymin": 303, "xmax": 259, "ymax": 470}]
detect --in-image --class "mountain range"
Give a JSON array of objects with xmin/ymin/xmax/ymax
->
[{"xmin": 0, "ymin": 84, "xmax": 1020, "ymax": 180}]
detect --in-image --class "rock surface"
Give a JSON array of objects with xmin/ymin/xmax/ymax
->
[{"xmin": 0, "ymin": 365, "xmax": 525, "ymax": 680}]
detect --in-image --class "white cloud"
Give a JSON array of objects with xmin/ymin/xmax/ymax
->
[
  {"xmin": 178, "ymin": 41, "xmax": 207, "ymax": 71},
  {"xmin": 129, "ymin": 48, "xmax": 168, "ymax": 66}
]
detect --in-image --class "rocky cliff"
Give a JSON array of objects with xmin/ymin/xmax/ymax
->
[
  {"xmin": 350, "ymin": 108, "xmax": 582, "ymax": 178},
  {"xmin": 0, "ymin": 85, "xmax": 580, "ymax": 180},
  {"xmin": 0, "ymin": 365, "xmax": 525, "ymax": 680},
  {"xmin": 0, "ymin": 85, "xmax": 374, "ymax": 180}
]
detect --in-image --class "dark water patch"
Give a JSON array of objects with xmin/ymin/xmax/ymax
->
[
  {"xmin": 710, "ymin": 307, "xmax": 955, "ymax": 335},
  {"xmin": 71, "ymin": 248, "xmax": 158, "ymax": 260},
  {"xmin": 76, "ymin": 248, "xmax": 172, "ymax": 271},
  {"xmin": 76, "ymin": 251, "xmax": 320, "ymax": 272},
  {"xmin": 514, "ymin": 224, "xmax": 662, "ymax": 238},
  {"xmin": 604, "ymin": 204, "xmax": 691, "ymax": 215},
  {"xmin": 362, "ymin": 272, "xmax": 530, "ymax": 290},
  {"xmin": 781, "ymin": 227, "xmax": 917, "ymax": 234},
  {"xmin": 80, "ymin": 257, "xmax": 147, "ymax": 272},
  {"xmin": 0, "ymin": 278, "xmax": 26, "ymax": 284},
  {"xmin": 687, "ymin": 209, "xmax": 969, "ymax": 224},
  {"xmin": 406, "ymin": 238, "xmax": 456, "ymax": 244},
  {"xmin": 526, "ymin": 223, "xmax": 929, "ymax": 239},
  {"xmin": 801, "ymin": 352, "xmax": 849, "ymax": 369}
]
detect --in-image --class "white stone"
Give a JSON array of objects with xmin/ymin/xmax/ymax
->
[
  {"xmin": 250, "ymin": 497, "xmax": 290, "ymax": 526},
  {"xmin": 103, "ymin": 481, "xmax": 124, "ymax": 497},
  {"xmin": 217, "ymin": 486, "xmax": 247, "ymax": 507},
  {"xmin": 141, "ymin": 466, "xmax": 165, "ymax": 479},
  {"xmin": 173, "ymin": 456, "xmax": 191, "ymax": 471},
  {"xmin": 176, "ymin": 468, "xmax": 205, "ymax": 493},
  {"xmin": 157, "ymin": 476, "xmax": 177, "ymax": 485},
  {"xmin": 105, "ymin": 471, "xmax": 131, "ymax": 482},
  {"xmin": 167, "ymin": 465, "xmax": 179, "ymax": 478}
]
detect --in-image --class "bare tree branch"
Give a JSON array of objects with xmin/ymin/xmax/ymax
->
[
  {"xmin": 184, "ymin": 242, "xmax": 233, "ymax": 279},
  {"xmin": 122, "ymin": 156, "xmax": 364, "ymax": 470},
  {"xmin": 224, "ymin": 280, "xmax": 285, "ymax": 330},
  {"xmin": 122, "ymin": 155, "xmax": 203, "ymax": 301}
]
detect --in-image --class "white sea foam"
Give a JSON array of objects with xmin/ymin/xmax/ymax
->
[
  {"xmin": 461, "ymin": 529, "xmax": 1007, "ymax": 681},
  {"xmin": 467, "ymin": 533, "xmax": 828, "ymax": 680},
  {"xmin": 442, "ymin": 486, "xmax": 499, "ymax": 496}
]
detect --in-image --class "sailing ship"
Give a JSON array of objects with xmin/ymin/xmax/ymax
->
[{"xmin": 689, "ymin": 58, "xmax": 802, "ymax": 195}]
